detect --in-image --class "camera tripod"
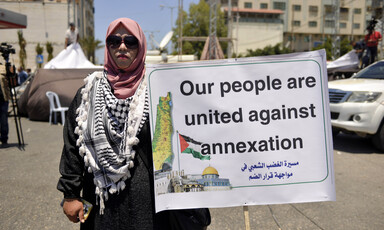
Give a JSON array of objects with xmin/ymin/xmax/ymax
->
[{"xmin": 1, "ymin": 43, "xmax": 25, "ymax": 149}]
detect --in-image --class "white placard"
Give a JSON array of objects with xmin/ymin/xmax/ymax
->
[{"xmin": 147, "ymin": 50, "xmax": 335, "ymax": 213}]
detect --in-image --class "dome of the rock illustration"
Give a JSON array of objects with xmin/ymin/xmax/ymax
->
[{"xmin": 202, "ymin": 166, "xmax": 219, "ymax": 176}]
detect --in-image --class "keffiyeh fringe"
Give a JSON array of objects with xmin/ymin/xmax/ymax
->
[{"xmin": 74, "ymin": 71, "xmax": 148, "ymax": 214}]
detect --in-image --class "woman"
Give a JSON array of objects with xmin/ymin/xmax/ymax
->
[{"xmin": 57, "ymin": 18, "xmax": 210, "ymax": 230}]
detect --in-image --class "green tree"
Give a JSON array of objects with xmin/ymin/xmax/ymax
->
[
  {"xmin": 312, "ymin": 37, "xmax": 333, "ymax": 60},
  {"xmin": 245, "ymin": 43, "xmax": 292, "ymax": 57},
  {"xmin": 312, "ymin": 36, "xmax": 352, "ymax": 60},
  {"xmin": 79, "ymin": 36, "xmax": 103, "ymax": 64},
  {"xmin": 46, "ymin": 42, "xmax": 54, "ymax": 61},
  {"xmin": 340, "ymin": 36, "xmax": 353, "ymax": 55},
  {"xmin": 172, "ymin": 0, "xmax": 227, "ymax": 58},
  {"xmin": 17, "ymin": 30, "xmax": 27, "ymax": 69},
  {"xmin": 35, "ymin": 43, "xmax": 44, "ymax": 68}
]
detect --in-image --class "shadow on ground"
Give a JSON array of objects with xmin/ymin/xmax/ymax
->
[{"xmin": 332, "ymin": 133, "xmax": 380, "ymax": 154}]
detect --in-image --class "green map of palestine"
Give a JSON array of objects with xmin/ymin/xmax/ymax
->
[{"xmin": 152, "ymin": 92, "xmax": 174, "ymax": 171}]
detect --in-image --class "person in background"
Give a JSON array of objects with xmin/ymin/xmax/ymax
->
[
  {"xmin": 350, "ymin": 40, "xmax": 365, "ymax": 69},
  {"xmin": 17, "ymin": 67, "xmax": 28, "ymax": 85},
  {"xmin": 26, "ymin": 68, "xmax": 32, "ymax": 78},
  {"xmin": 364, "ymin": 26, "xmax": 382, "ymax": 65},
  {"xmin": 57, "ymin": 17, "xmax": 210, "ymax": 230},
  {"xmin": 0, "ymin": 64, "xmax": 10, "ymax": 148},
  {"xmin": 65, "ymin": 22, "xmax": 80, "ymax": 48}
]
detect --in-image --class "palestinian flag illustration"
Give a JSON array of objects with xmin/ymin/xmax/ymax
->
[{"xmin": 179, "ymin": 133, "xmax": 210, "ymax": 160}]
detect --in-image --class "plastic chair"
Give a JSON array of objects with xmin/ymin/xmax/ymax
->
[{"xmin": 46, "ymin": 91, "xmax": 69, "ymax": 125}]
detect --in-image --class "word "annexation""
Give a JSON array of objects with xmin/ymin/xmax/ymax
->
[{"xmin": 200, "ymin": 135, "xmax": 303, "ymax": 155}]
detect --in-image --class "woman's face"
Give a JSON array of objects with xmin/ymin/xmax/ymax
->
[{"xmin": 107, "ymin": 25, "xmax": 138, "ymax": 69}]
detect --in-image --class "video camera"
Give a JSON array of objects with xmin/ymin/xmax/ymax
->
[
  {"xmin": 0, "ymin": 43, "xmax": 16, "ymax": 61},
  {"xmin": 367, "ymin": 17, "xmax": 378, "ymax": 33}
]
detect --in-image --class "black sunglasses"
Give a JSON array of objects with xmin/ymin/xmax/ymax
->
[{"xmin": 106, "ymin": 35, "xmax": 139, "ymax": 49}]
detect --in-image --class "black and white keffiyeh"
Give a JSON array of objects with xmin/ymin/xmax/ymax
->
[{"xmin": 74, "ymin": 71, "xmax": 149, "ymax": 214}]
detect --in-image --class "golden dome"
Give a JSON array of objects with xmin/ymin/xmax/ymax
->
[{"xmin": 202, "ymin": 166, "xmax": 219, "ymax": 175}]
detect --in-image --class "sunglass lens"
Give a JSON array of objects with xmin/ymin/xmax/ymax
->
[
  {"xmin": 107, "ymin": 35, "xmax": 122, "ymax": 48},
  {"xmin": 124, "ymin": 36, "xmax": 138, "ymax": 48}
]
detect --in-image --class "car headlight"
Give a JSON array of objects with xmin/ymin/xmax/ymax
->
[{"xmin": 347, "ymin": 92, "xmax": 382, "ymax": 102}]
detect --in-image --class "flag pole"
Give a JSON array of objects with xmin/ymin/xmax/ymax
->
[
  {"xmin": 243, "ymin": 206, "xmax": 251, "ymax": 230},
  {"xmin": 176, "ymin": 130, "xmax": 181, "ymax": 172}
]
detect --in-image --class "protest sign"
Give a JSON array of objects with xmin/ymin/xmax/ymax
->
[{"xmin": 147, "ymin": 50, "xmax": 335, "ymax": 213}]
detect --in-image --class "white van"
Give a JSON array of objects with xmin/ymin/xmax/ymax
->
[{"xmin": 328, "ymin": 61, "xmax": 384, "ymax": 151}]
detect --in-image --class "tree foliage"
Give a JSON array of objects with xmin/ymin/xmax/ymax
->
[
  {"xmin": 46, "ymin": 42, "xmax": 54, "ymax": 61},
  {"xmin": 17, "ymin": 30, "xmax": 27, "ymax": 69},
  {"xmin": 35, "ymin": 43, "xmax": 43, "ymax": 55},
  {"xmin": 245, "ymin": 43, "xmax": 291, "ymax": 57},
  {"xmin": 172, "ymin": 0, "xmax": 227, "ymax": 58},
  {"xmin": 312, "ymin": 36, "xmax": 352, "ymax": 60},
  {"xmin": 79, "ymin": 36, "xmax": 103, "ymax": 64},
  {"xmin": 35, "ymin": 43, "xmax": 44, "ymax": 68},
  {"xmin": 340, "ymin": 37, "xmax": 353, "ymax": 55}
]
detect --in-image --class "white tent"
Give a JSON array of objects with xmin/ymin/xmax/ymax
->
[
  {"xmin": 44, "ymin": 43, "xmax": 101, "ymax": 69},
  {"xmin": 327, "ymin": 50, "xmax": 359, "ymax": 73}
]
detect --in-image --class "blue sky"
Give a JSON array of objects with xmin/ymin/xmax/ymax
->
[{"xmin": 94, "ymin": 0, "xmax": 199, "ymax": 64}]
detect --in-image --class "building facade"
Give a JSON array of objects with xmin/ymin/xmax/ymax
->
[
  {"xmin": 220, "ymin": 0, "xmax": 379, "ymax": 56},
  {"xmin": 0, "ymin": 0, "xmax": 94, "ymax": 70},
  {"xmin": 154, "ymin": 166, "xmax": 231, "ymax": 196},
  {"xmin": 197, "ymin": 166, "xmax": 231, "ymax": 191}
]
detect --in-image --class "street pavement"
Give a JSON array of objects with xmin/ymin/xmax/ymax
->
[{"xmin": 0, "ymin": 117, "xmax": 383, "ymax": 230}]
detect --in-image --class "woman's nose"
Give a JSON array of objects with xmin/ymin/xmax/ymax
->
[{"xmin": 118, "ymin": 41, "xmax": 128, "ymax": 50}]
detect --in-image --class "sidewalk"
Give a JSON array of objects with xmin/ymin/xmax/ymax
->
[{"xmin": 0, "ymin": 118, "xmax": 77, "ymax": 230}]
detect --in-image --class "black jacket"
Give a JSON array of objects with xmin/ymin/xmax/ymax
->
[{"xmin": 57, "ymin": 87, "xmax": 210, "ymax": 230}]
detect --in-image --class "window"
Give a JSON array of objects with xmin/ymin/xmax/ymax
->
[
  {"xmin": 325, "ymin": 5, "xmax": 333, "ymax": 14},
  {"xmin": 340, "ymin": 22, "xmax": 347, "ymax": 28},
  {"xmin": 309, "ymin": 5, "xmax": 318, "ymax": 16},
  {"xmin": 353, "ymin": 23, "xmax": 360, "ymax": 29},
  {"xmin": 325, "ymin": 20, "xmax": 335, "ymax": 28},
  {"xmin": 309, "ymin": 21, "xmax": 317, "ymax": 27},
  {"xmin": 340, "ymin": 7, "xmax": 349, "ymax": 20},
  {"xmin": 288, "ymin": 36, "xmax": 296, "ymax": 41},
  {"xmin": 340, "ymin": 7, "xmax": 349, "ymax": 13},
  {"xmin": 309, "ymin": 6, "xmax": 318, "ymax": 12},
  {"xmin": 354, "ymin": 8, "xmax": 361, "ymax": 14},
  {"xmin": 273, "ymin": 2, "xmax": 286, "ymax": 10},
  {"xmin": 292, "ymin": 20, "xmax": 301, "ymax": 27},
  {"xmin": 293, "ymin": 5, "xmax": 301, "ymax": 11},
  {"xmin": 260, "ymin": 3, "xmax": 268, "ymax": 9},
  {"xmin": 244, "ymin": 2, "xmax": 252, "ymax": 9}
]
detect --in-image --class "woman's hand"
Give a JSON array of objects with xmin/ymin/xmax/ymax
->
[{"xmin": 63, "ymin": 198, "xmax": 85, "ymax": 223}]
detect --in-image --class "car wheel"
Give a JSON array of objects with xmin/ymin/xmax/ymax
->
[
  {"xmin": 332, "ymin": 130, "xmax": 339, "ymax": 138},
  {"xmin": 331, "ymin": 127, "xmax": 340, "ymax": 138},
  {"xmin": 372, "ymin": 121, "xmax": 384, "ymax": 152}
]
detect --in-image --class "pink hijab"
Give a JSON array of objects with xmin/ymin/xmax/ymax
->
[{"xmin": 104, "ymin": 18, "xmax": 147, "ymax": 99}]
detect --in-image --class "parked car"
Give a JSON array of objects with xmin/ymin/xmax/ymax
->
[{"xmin": 328, "ymin": 60, "xmax": 384, "ymax": 151}]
